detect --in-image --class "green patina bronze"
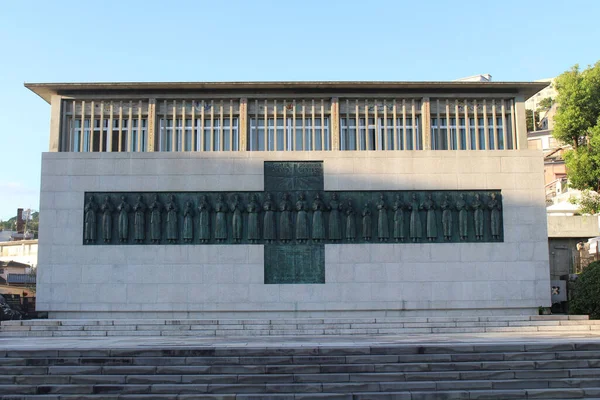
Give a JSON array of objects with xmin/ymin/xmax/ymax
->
[
  {"xmin": 265, "ymin": 245, "xmax": 325, "ymax": 284},
  {"xmin": 82, "ymin": 161, "xmax": 504, "ymax": 284}
]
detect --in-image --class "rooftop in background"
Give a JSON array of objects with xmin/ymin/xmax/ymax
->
[
  {"xmin": 0, "ymin": 261, "xmax": 31, "ymax": 269},
  {"xmin": 25, "ymin": 81, "xmax": 548, "ymax": 103},
  {"xmin": 0, "ymin": 231, "xmax": 14, "ymax": 242},
  {"xmin": 6, "ymin": 274, "xmax": 36, "ymax": 285},
  {"xmin": 453, "ymin": 74, "xmax": 492, "ymax": 82}
]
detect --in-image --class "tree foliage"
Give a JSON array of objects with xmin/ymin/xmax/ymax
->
[
  {"xmin": 526, "ymin": 109, "xmax": 540, "ymax": 132},
  {"xmin": 0, "ymin": 211, "xmax": 39, "ymax": 238},
  {"xmin": 571, "ymin": 261, "xmax": 600, "ymax": 319},
  {"xmin": 569, "ymin": 190, "xmax": 600, "ymax": 214},
  {"xmin": 553, "ymin": 62, "xmax": 600, "ymax": 190},
  {"xmin": 538, "ymin": 97, "xmax": 554, "ymax": 111}
]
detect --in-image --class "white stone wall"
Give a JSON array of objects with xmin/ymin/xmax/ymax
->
[{"xmin": 37, "ymin": 150, "xmax": 550, "ymax": 318}]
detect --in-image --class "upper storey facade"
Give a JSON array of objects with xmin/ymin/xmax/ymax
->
[{"xmin": 27, "ymin": 81, "xmax": 547, "ymax": 154}]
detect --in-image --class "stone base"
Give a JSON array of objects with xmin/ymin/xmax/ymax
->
[{"xmin": 45, "ymin": 308, "xmax": 540, "ymax": 320}]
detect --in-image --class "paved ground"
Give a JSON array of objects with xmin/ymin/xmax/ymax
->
[{"xmin": 2, "ymin": 331, "xmax": 600, "ymax": 351}]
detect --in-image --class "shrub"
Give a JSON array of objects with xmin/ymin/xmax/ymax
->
[
  {"xmin": 570, "ymin": 190, "xmax": 600, "ymax": 215},
  {"xmin": 570, "ymin": 261, "xmax": 600, "ymax": 318}
]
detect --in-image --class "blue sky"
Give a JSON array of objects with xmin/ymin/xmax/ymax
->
[{"xmin": 0, "ymin": 0, "xmax": 599, "ymax": 220}]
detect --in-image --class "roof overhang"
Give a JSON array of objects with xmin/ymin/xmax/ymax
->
[{"xmin": 25, "ymin": 81, "xmax": 549, "ymax": 104}]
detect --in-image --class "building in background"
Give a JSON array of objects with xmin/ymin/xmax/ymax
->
[
  {"xmin": 453, "ymin": 74, "xmax": 492, "ymax": 82},
  {"xmin": 0, "ymin": 240, "xmax": 38, "ymax": 270},
  {"xmin": 526, "ymin": 78, "xmax": 558, "ymax": 132},
  {"xmin": 525, "ymin": 78, "xmax": 599, "ymax": 292}
]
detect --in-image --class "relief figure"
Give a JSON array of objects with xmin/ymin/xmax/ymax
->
[
  {"xmin": 133, "ymin": 195, "xmax": 146, "ymax": 243},
  {"xmin": 247, "ymin": 194, "xmax": 260, "ymax": 243},
  {"xmin": 376, "ymin": 193, "xmax": 389, "ymax": 242},
  {"xmin": 345, "ymin": 199, "xmax": 356, "ymax": 241},
  {"xmin": 150, "ymin": 194, "xmax": 162, "ymax": 243},
  {"xmin": 101, "ymin": 195, "xmax": 113, "ymax": 243},
  {"xmin": 328, "ymin": 193, "xmax": 342, "ymax": 242},
  {"xmin": 422, "ymin": 193, "xmax": 437, "ymax": 242},
  {"xmin": 408, "ymin": 193, "xmax": 422, "ymax": 242},
  {"xmin": 231, "ymin": 194, "xmax": 243, "ymax": 243},
  {"xmin": 263, "ymin": 193, "xmax": 276, "ymax": 243},
  {"xmin": 456, "ymin": 193, "xmax": 468, "ymax": 241},
  {"xmin": 393, "ymin": 193, "xmax": 405, "ymax": 242},
  {"xmin": 295, "ymin": 193, "xmax": 309, "ymax": 243},
  {"xmin": 362, "ymin": 203, "xmax": 372, "ymax": 241},
  {"xmin": 279, "ymin": 193, "xmax": 292, "ymax": 243},
  {"xmin": 488, "ymin": 193, "xmax": 502, "ymax": 240},
  {"xmin": 215, "ymin": 194, "xmax": 228, "ymax": 243},
  {"xmin": 197, "ymin": 195, "xmax": 211, "ymax": 243},
  {"xmin": 183, "ymin": 201, "xmax": 194, "ymax": 243},
  {"xmin": 440, "ymin": 194, "xmax": 453, "ymax": 241},
  {"xmin": 117, "ymin": 195, "xmax": 130, "ymax": 243},
  {"xmin": 84, "ymin": 195, "xmax": 97, "ymax": 244},
  {"xmin": 312, "ymin": 193, "xmax": 325, "ymax": 242},
  {"xmin": 166, "ymin": 194, "xmax": 178, "ymax": 243},
  {"xmin": 472, "ymin": 193, "xmax": 484, "ymax": 241}
]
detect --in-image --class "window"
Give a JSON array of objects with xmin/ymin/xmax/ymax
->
[
  {"xmin": 248, "ymin": 117, "xmax": 330, "ymax": 151},
  {"xmin": 158, "ymin": 118, "xmax": 239, "ymax": 151},
  {"xmin": 431, "ymin": 116, "xmax": 508, "ymax": 150},
  {"xmin": 69, "ymin": 118, "xmax": 147, "ymax": 152},
  {"xmin": 341, "ymin": 117, "xmax": 420, "ymax": 150},
  {"xmin": 430, "ymin": 99, "xmax": 514, "ymax": 150}
]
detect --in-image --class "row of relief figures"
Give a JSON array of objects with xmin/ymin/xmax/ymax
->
[{"xmin": 82, "ymin": 191, "xmax": 503, "ymax": 245}]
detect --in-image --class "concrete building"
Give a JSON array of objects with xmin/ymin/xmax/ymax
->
[
  {"xmin": 28, "ymin": 80, "xmax": 549, "ymax": 319},
  {"xmin": 0, "ymin": 240, "xmax": 38, "ymax": 269},
  {"xmin": 525, "ymin": 78, "xmax": 557, "ymax": 132},
  {"xmin": 524, "ymin": 79, "xmax": 600, "ymax": 281}
]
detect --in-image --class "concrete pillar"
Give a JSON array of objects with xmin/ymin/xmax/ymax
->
[
  {"xmin": 331, "ymin": 97, "xmax": 340, "ymax": 151},
  {"xmin": 49, "ymin": 95, "xmax": 62, "ymax": 152},
  {"xmin": 239, "ymin": 98, "xmax": 248, "ymax": 151},
  {"xmin": 421, "ymin": 97, "xmax": 431, "ymax": 150},
  {"xmin": 515, "ymin": 95, "xmax": 528, "ymax": 150},
  {"xmin": 147, "ymin": 99, "xmax": 156, "ymax": 152}
]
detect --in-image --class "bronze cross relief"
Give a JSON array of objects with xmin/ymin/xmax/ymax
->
[{"xmin": 82, "ymin": 161, "xmax": 503, "ymax": 284}]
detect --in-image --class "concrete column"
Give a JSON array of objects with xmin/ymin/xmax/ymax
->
[
  {"xmin": 147, "ymin": 99, "xmax": 156, "ymax": 152},
  {"xmin": 421, "ymin": 97, "xmax": 431, "ymax": 150},
  {"xmin": 515, "ymin": 95, "xmax": 527, "ymax": 150},
  {"xmin": 331, "ymin": 97, "xmax": 340, "ymax": 151},
  {"xmin": 49, "ymin": 95, "xmax": 62, "ymax": 152},
  {"xmin": 239, "ymin": 98, "xmax": 248, "ymax": 151}
]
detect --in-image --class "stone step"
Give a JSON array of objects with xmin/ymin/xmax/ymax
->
[
  {"xmin": 0, "ymin": 384, "xmax": 597, "ymax": 398},
  {"xmin": 1, "ymin": 315, "xmax": 592, "ymax": 338},
  {"xmin": 0, "ymin": 380, "xmax": 599, "ymax": 394},
  {"xmin": 1, "ymin": 340, "xmax": 599, "ymax": 398},
  {"xmin": 6, "ymin": 350, "xmax": 600, "ymax": 366},
  {"xmin": 3, "ymin": 346, "xmax": 600, "ymax": 357},
  {"xmin": 0, "ymin": 360, "xmax": 597, "ymax": 374},
  {"xmin": 0, "ymin": 392, "xmax": 599, "ymax": 400},
  {"xmin": 3, "ymin": 342, "xmax": 600, "ymax": 357},
  {"xmin": 0, "ymin": 365, "xmax": 598, "ymax": 378},
  {"xmin": 5, "ymin": 373, "xmax": 600, "ymax": 386}
]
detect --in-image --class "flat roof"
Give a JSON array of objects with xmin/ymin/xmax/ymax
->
[{"xmin": 25, "ymin": 81, "xmax": 549, "ymax": 104}]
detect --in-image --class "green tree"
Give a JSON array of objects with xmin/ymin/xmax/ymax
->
[
  {"xmin": 526, "ymin": 109, "xmax": 540, "ymax": 132},
  {"xmin": 569, "ymin": 190, "xmax": 600, "ymax": 214},
  {"xmin": 538, "ymin": 97, "xmax": 554, "ymax": 111},
  {"xmin": 553, "ymin": 62, "xmax": 600, "ymax": 189},
  {"xmin": 570, "ymin": 261, "xmax": 600, "ymax": 319}
]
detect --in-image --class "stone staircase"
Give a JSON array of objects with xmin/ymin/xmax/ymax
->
[
  {"xmin": 1, "ymin": 315, "xmax": 598, "ymax": 338},
  {"xmin": 1, "ymin": 341, "xmax": 600, "ymax": 399}
]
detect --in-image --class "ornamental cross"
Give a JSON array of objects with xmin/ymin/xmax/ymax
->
[{"xmin": 83, "ymin": 161, "xmax": 503, "ymax": 284}]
